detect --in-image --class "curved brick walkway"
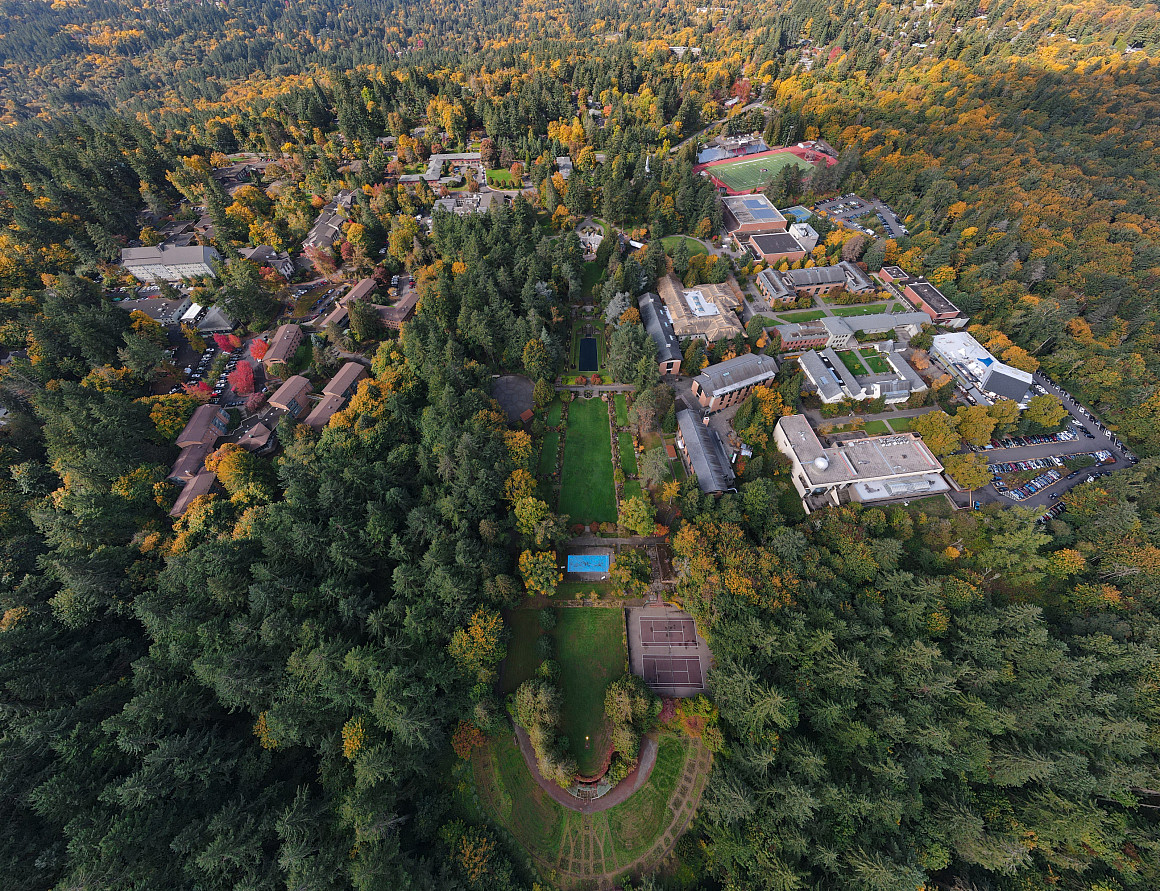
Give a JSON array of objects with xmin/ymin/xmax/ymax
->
[{"xmin": 513, "ymin": 725, "xmax": 659, "ymax": 813}]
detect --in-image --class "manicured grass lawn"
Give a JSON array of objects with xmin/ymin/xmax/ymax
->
[
  {"xmin": 706, "ymin": 151, "xmax": 814, "ymax": 192},
  {"xmin": 660, "ymin": 235, "xmax": 708, "ymax": 256},
  {"xmin": 555, "ymin": 580, "xmax": 617, "ymax": 600},
  {"xmin": 859, "ymin": 349, "xmax": 892, "ymax": 373},
  {"xmin": 778, "ymin": 309, "xmax": 827, "ymax": 322},
  {"xmin": 614, "ymin": 394, "xmax": 628, "ymax": 426},
  {"xmin": 831, "ymin": 303, "xmax": 894, "ymax": 317},
  {"xmin": 474, "ymin": 731, "xmax": 694, "ymax": 876},
  {"xmin": 558, "ymin": 398, "xmax": 617, "ymax": 523},
  {"xmin": 622, "ymin": 480, "xmax": 643, "ymax": 501},
  {"xmin": 580, "ymin": 261, "xmax": 603, "ymax": 302},
  {"xmin": 501, "ymin": 609, "xmax": 547, "ymax": 694},
  {"xmin": 888, "ymin": 416, "xmax": 913, "ymax": 432},
  {"xmin": 836, "ymin": 350, "xmax": 868, "ymax": 376},
  {"xmin": 547, "ymin": 398, "xmax": 565, "ymax": 427},
  {"xmin": 863, "ymin": 419, "xmax": 891, "ymax": 434},
  {"xmin": 486, "ymin": 168, "xmax": 521, "ymax": 188},
  {"xmin": 539, "ymin": 432, "xmax": 559, "ymax": 475},
  {"xmin": 553, "ymin": 608, "xmax": 628, "ymax": 775},
  {"xmin": 618, "ymin": 433, "xmax": 638, "ymax": 475}
]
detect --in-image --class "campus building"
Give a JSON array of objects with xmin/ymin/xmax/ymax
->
[
  {"xmin": 238, "ymin": 245, "xmax": 295, "ymax": 279},
  {"xmin": 269, "ymin": 375, "xmax": 313, "ymax": 419},
  {"xmin": 797, "ymin": 346, "xmax": 927, "ymax": 405},
  {"xmin": 676, "ymin": 410, "xmax": 735, "ymax": 495},
  {"xmin": 263, "ymin": 324, "xmax": 304, "ymax": 370},
  {"xmin": 774, "ymin": 414, "xmax": 947, "ymax": 513},
  {"xmin": 638, "ymin": 292, "xmax": 682, "ymax": 376},
  {"xmin": 121, "ymin": 244, "xmax": 220, "ymax": 282},
  {"xmin": 691, "ymin": 353, "xmax": 778, "ymax": 412},
  {"xmin": 721, "ymin": 194, "xmax": 787, "ymax": 240},
  {"xmin": 656, "ymin": 274, "xmax": 744, "ymax": 341},
  {"xmin": 746, "ymin": 223, "xmax": 819, "ymax": 264},
  {"xmin": 754, "ymin": 261, "xmax": 875, "ymax": 307},
  {"xmin": 931, "ymin": 332, "xmax": 1033, "ymax": 405},
  {"xmin": 879, "ymin": 266, "xmax": 965, "ymax": 325},
  {"xmin": 774, "ymin": 312, "xmax": 932, "ymax": 352}
]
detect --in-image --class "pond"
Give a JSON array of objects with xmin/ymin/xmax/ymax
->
[{"xmin": 578, "ymin": 337, "xmax": 598, "ymax": 372}]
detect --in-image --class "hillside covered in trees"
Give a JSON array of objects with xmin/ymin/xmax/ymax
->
[{"xmin": 0, "ymin": 0, "xmax": 1159, "ymax": 889}]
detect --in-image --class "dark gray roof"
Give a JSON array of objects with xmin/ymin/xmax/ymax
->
[
  {"xmin": 786, "ymin": 265, "xmax": 846, "ymax": 288},
  {"xmin": 677, "ymin": 410, "xmax": 735, "ymax": 494},
  {"xmin": 756, "ymin": 269, "xmax": 793, "ymax": 300},
  {"xmin": 905, "ymin": 278, "xmax": 958, "ymax": 315},
  {"xmin": 982, "ymin": 366, "xmax": 1032, "ymax": 402},
  {"xmin": 638, "ymin": 292, "xmax": 682, "ymax": 364},
  {"xmin": 694, "ymin": 353, "xmax": 778, "ymax": 397},
  {"xmin": 749, "ymin": 232, "xmax": 802, "ymax": 256},
  {"xmin": 799, "ymin": 350, "xmax": 843, "ymax": 402},
  {"xmin": 839, "ymin": 260, "xmax": 875, "ymax": 293}
]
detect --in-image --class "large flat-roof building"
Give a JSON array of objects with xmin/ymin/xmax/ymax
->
[
  {"xmin": 656, "ymin": 274, "xmax": 744, "ymax": 342},
  {"xmin": 676, "ymin": 410, "xmax": 735, "ymax": 494},
  {"xmin": 722, "ymin": 194, "xmax": 787, "ymax": 239},
  {"xmin": 638, "ymin": 292, "xmax": 682, "ymax": 376},
  {"xmin": 879, "ymin": 266, "xmax": 964, "ymax": 326},
  {"xmin": 747, "ymin": 223, "xmax": 819, "ymax": 264},
  {"xmin": 122, "ymin": 244, "xmax": 220, "ymax": 282},
  {"xmin": 931, "ymin": 332, "xmax": 1033, "ymax": 405},
  {"xmin": 691, "ymin": 353, "xmax": 778, "ymax": 413},
  {"xmin": 774, "ymin": 312, "xmax": 932, "ymax": 352},
  {"xmin": 774, "ymin": 414, "xmax": 947, "ymax": 513}
]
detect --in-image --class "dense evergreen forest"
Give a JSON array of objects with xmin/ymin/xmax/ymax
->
[{"xmin": 0, "ymin": 0, "xmax": 1159, "ymax": 889}]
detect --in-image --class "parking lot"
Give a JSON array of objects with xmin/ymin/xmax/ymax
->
[
  {"xmin": 812, "ymin": 194, "xmax": 908, "ymax": 238},
  {"xmin": 968, "ymin": 372, "xmax": 1136, "ymax": 512}
]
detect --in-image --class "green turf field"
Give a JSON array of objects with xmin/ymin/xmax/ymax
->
[
  {"xmin": 888, "ymin": 416, "xmax": 913, "ymax": 432},
  {"xmin": 863, "ymin": 419, "xmax": 891, "ymax": 434},
  {"xmin": 558, "ymin": 397, "xmax": 617, "ymax": 523},
  {"xmin": 862, "ymin": 352, "xmax": 891, "ymax": 373},
  {"xmin": 539, "ymin": 432, "xmax": 559, "ymax": 475},
  {"xmin": 618, "ymin": 433, "xmax": 638, "ymax": 476},
  {"xmin": 547, "ymin": 398, "xmax": 565, "ymax": 427},
  {"xmin": 777, "ymin": 309, "xmax": 827, "ymax": 322},
  {"xmin": 707, "ymin": 152, "xmax": 815, "ymax": 192},
  {"xmin": 831, "ymin": 303, "xmax": 894, "ymax": 317},
  {"xmin": 555, "ymin": 608, "xmax": 627, "ymax": 774},
  {"xmin": 500, "ymin": 609, "xmax": 547, "ymax": 694},
  {"xmin": 836, "ymin": 350, "xmax": 867, "ymax": 376},
  {"xmin": 614, "ymin": 393, "xmax": 628, "ymax": 426}
]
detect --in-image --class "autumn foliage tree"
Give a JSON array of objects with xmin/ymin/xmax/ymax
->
[{"xmin": 227, "ymin": 361, "xmax": 255, "ymax": 395}]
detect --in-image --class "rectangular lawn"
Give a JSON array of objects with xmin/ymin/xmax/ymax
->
[
  {"xmin": 863, "ymin": 419, "xmax": 890, "ymax": 434},
  {"xmin": 546, "ymin": 398, "xmax": 565, "ymax": 427},
  {"xmin": 553, "ymin": 608, "xmax": 627, "ymax": 775},
  {"xmin": 501, "ymin": 609, "xmax": 547, "ymax": 694},
  {"xmin": 836, "ymin": 350, "xmax": 868, "ymax": 376},
  {"xmin": 539, "ymin": 432, "xmax": 559, "ymax": 476},
  {"xmin": 862, "ymin": 353, "xmax": 891, "ymax": 373},
  {"xmin": 614, "ymin": 394, "xmax": 628, "ymax": 426},
  {"xmin": 707, "ymin": 152, "xmax": 814, "ymax": 192},
  {"xmin": 778, "ymin": 309, "xmax": 826, "ymax": 322},
  {"xmin": 888, "ymin": 416, "xmax": 913, "ymax": 432},
  {"xmin": 618, "ymin": 433, "xmax": 638, "ymax": 475},
  {"xmin": 557, "ymin": 397, "xmax": 617, "ymax": 523},
  {"xmin": 832, "ymin": 303, "xmax": 894, "ymax": 317}
]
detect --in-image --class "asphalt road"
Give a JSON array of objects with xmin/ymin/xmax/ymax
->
[{"xmin": 968, "ymin": 372, "xmax": 1136, "ymax": 511}]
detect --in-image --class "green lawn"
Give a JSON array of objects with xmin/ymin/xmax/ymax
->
[
  {"xmin": 660, "ymin": 235, "xmax": 708, "ymax": 256},
  {"xmin": 836, "ymin": 350, "xmax": 867, "ymax": 377},
  {"xmin": 863, "ymin": 419, "xmax": 890, "ymax": 434},
  {"xmin": 555, "ymin": 580, "xmax": 617, "ymax": 600},
  {"xmin": 831, "ymin": 303, "xmax": 894, "ymax": 317},
  {"xmin": 474, "ymin": 731, "xmax": 693, "ymax": 876},
  {"xmin": 618, "ymin": 433, "xmax": 638, "ymax": 475},
  {"xmin": 888, "ymin": 416, "xmax": 913, "ymax": 432},
  {"xmin": 558, "ymin": 398, "xmax": 617, "ymax": 523},
  {"xmin": 706, "ymin": 151, "xmax": 814, "ymax": 192},
  {"xmin": 614, "ymin": 393, "xmax": 628, "ymax": 426},
  {"xmin": 859, "ymin": 348, "xmax": 892, "ymax": 374},
  {"xmin": 554, "ymin": 608, "xmax": 627, "ymax": 775},
  {"xmin": 539, "ymin": 432, "xmax": 559, "ymax": 475},
  {"xmin": 547, "ymin": 398, "xmax": 566, "ymax": 427},
  {"xmin": 580, "ymin": 261, "xmax": 603, "ymax": 302},
  {"xmin": 777, "ymin": 309, "xmax": 827, "ymax": 322},
  {"xmin": 500, "ymin": 609, "xmax": 548, "ymax": 694},
  {"xmin": 622, "ymin": 479, "xmax": 643, "ymax": 501},
  {"xmin": 486, "ymin": 168, "xmax": 521, "ymax": 188}
]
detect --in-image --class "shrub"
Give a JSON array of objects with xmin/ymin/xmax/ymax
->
[
  {"xmin": 536, "ymin": 634, "xmax": 554, "ymax": 659},
  {"xmin": 538, "ymin": 608, "xmax": 556, "ymax": 631}
]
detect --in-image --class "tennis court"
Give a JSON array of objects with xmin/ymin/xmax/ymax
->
[
  {"xmin": 705, "ymin": 151, "xmax": 815, "ymax": 193},
  {"xmin": 639, "ymin": 617, "xmax": 698, "ymax": 647},
  {"xmin": 643, "ymin": 655, "xmax": 704, "ymax": 689}
]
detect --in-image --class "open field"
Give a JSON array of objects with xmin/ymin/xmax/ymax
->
[
  {"xmin": 831, "ymin": 303, "xmax": 898, "ymax": 317},
  {"xmin": 558, "ymin": 398, "xmax": 617, "ymax": 523},
  {"xmin": 836, "ymin": 350, "xmax": 867, "ymax": 376},
  {"xmin": 486, "ymin": 168, "xmax": 521, "ymax": 188},
  {"xmin": 473, "ymin": 731, "xmax": 706, "ymax": 884},
  {"xmin": 777, "ymin": 309, "xmax": 827, "ymax": 322},
  {"xmin": 660, "ymin": 235, "xmax": 708, "ymax": 256},
  {"xmin": 555, "ymin": 608, "xmax": 627, "ymax": 774},
  {"xmin": 580, "ymin": 261, "xmax": 603, "ymax": 302},
  {"xmin": 706, "ymin": 152, "xmax": 814, "ymax": 192}
]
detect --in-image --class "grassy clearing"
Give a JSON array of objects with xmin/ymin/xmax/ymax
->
[
  {"xmin": 778, "ymin": 309, "xmax": 827, "ymax": 322},
  {"xmin": 863, "ymin": 419, "xmax": 890, "ymax": 434},
  {"xmin": 836, "ymin": 350, "xmax": 867, "ymax": 376},
  {"xmin": 473, "ymin": 731, "xmax": 695, "ymax": 878},
  {"xmin": 888, "ymin": 416, "xmax": 913, "ymax": 432},
  {"xmin": 614, "ymin": 393, "xmax": 628, "ymax": 426},
  {"xmin": 539, "ymin": 432, "xmax": 559, "ymax": 476},
  {"xmin": 581, "ymin": 261, "xmax": 603, "ymax": 302},
  {"xmin": 486, "ymin": 168, "xmax": 521, "ymax": 188},
  {"xmin": 554, "ymin": 608, "xmax": 627, "ymax": 775},
  {"xmin": 831, "ymin": 303, "xmax": 894, "ymax": 317},
  {"xmin": 618, "ymin": 433, "xmax": 638, "ymax": 476},
  {"xmin": 558, "ymin": 398, "xmax": 617, "ymax": 524},
  {"xmin": 546, "ymin": 398, "xmax": 565, "ymax": 427},
  {"xmin": 660, "ymin": 235, "xmax": 708, "ymax": 256}
]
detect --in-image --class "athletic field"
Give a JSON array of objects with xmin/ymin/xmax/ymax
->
[{"xmin": 704, "ymin": 151, "xmax": 816, "ymax": 193}]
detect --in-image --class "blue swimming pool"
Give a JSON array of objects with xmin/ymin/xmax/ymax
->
[{"xmin": 567, "ymin": 554, "xmax": 609, "ymax": 573}]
